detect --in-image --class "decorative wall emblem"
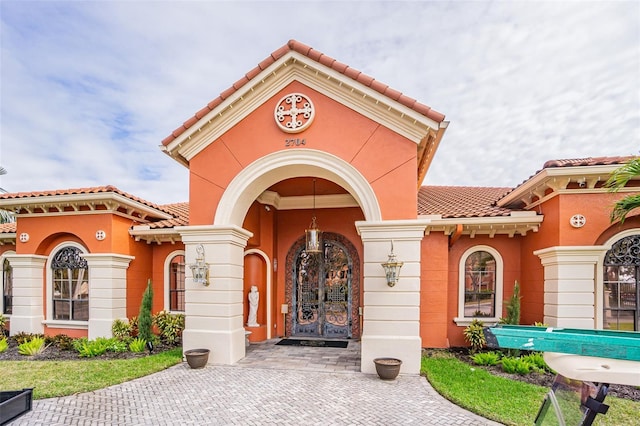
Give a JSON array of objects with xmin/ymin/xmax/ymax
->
[
  {"xmin": 274, "ymin": 93, "xmax": 315, "ymax": 133},
  {"xmin": 19, "ymin": 232, "xmax": 29, "ymax": 243},
  {"xmin": 96, "ymin": 230, "xmax": 106, "ymax": 241},
  {"xmin": 569, "ymin": 214, "xmax": 586, "ymax": 228}
]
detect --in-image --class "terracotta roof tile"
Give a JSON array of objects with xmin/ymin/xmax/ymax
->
[
  {"xmin": 418, "ymin": 186, "xmax": 513, "ymax": 218},
  {"xmin": 542, "ymin": 156, "xmax": 637, "ymax": 169},
  {"xmin": 162, "ymin": 39, "xmax": 445, "ymax": 147},
  {"xmin": 0, "ymin": 222, "xmax": 16, "ymax": 234},
  {"xmin": 0, "ymin": 185, "xmax": 175, "ymax": 216},
  {"xmin": 147, "ymin": 202, "xmax": 189, "ymax": 229},
  {"xmin": 499, "ymin": 155, "xmax": 639, "ymax": 202}
]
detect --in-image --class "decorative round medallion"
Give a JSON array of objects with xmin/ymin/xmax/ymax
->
[
  {"xmin": 19, "ymin": 232, "xmax": 29, "ymax": 243},
  {"xmin": 570, "ymin": 214, "xmax": 586, "ymax": 228},
  {"xmin": 96, "ymin": 230, "xmax": 106, "ymax": 241},
  {"xmin": 274, "ymin": 93, "xmax": 315, "ymax": 133}
]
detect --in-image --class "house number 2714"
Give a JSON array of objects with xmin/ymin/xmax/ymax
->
[{"xmin": 285, "ymin": 138, "xmax": 306, "ymax": 147}]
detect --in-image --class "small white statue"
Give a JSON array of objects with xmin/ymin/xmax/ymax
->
[{"xmin": 247, "ymin": 285, "xmax": 260, "ymax": 327}]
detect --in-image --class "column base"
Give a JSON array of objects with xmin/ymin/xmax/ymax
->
[
  {"xmin": 183, "ymin": 328, "xmax": 246, "ymax": 364},
  {"xmin": 9, "ymin": 315, "xmax": 44, "ymax": 335},
  {"xmin": 361, "ymin": 335, "xmax": 421, "ymax": 375}
]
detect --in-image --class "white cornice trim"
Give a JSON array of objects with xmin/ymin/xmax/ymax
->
[
  {"xmin": 498, "ymin": 164, "xmax": 635, "ymax": 208},
  {"xmin": 0, "ymin": 193, "xmax": 172, "ymax": 221},
  {"xmin": 163, "ymin": 52, "xmax": 442, "ymax": 163},
  {"xmin": 129, "ymin": 227, "xmax": 182, "ymax": 245},
  {"xmin": 256, "ymin": 190, "xmax": 357, "ymax": 210},
  {"xmin": 420, "ymin": 213, "xmax": 543, "ymax": 238},
  {"xmin": 0, "ymin": 233, "xmax": 16, "ymax": 245}
]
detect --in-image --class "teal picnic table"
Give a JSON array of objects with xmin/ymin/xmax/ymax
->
[{"xmin": 485, "ymin": 325, "xmax": 640, "ymax": 426}]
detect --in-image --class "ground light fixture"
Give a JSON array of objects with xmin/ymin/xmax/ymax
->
[
  {"xmin": 381, "ymin": 241, "xmax": 403, "ymax": 287},
  {"xmin": 189, "ymin": 244, "xmax": 210, "ymax": 286},
  {"xmin": 305, "ymin": 178, "xmax": 322, "ymax": 253}
]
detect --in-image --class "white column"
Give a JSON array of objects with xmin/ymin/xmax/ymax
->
[
  {"xmin": 535, "ymin": 246, "xmax": 608, "ymax": 328},
  {"xmin": 5, "ymin": 254, "xmax": 47, "ymax": 335},
  {"xmin": 178, "ymin": 225, "xmax": 253, "ymax": 365},
  {"xmin": 356, "ymin": 220, "xmax": 428, "ymax": 375},
  {"xmin": 82, "ymin": 253, "xmax": 134, "ymax": 340}
]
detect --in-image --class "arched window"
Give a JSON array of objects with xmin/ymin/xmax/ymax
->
[
  {"xmin": 2, "ymin": 257, "xmax": 12, "ymax": 315},
  {"xmin": 464, "ymin": 251, "xmax": 497, "ymax": 317},
  {"xmin": 603, "ymin": 235, "xmax": 639, "ymax": 331},
  {"xmin": 455, "ymin": 246, "xmax": 504, "ymax": 326},
  {"xmin": 51, "ymin": 246, "xmax": 89, "ymax": 321},
  {"xmin": 168, "ymin": 254, "xmax": 185, "ymax": 312}
]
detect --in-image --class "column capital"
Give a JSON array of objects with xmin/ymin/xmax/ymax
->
[
  {"xmin": 356, "ymin": 219, "xmax": 430, "ymax": 242},
  {"xmin": 534, "ymin": 246, "xmax": 608, "ymax": 265}
]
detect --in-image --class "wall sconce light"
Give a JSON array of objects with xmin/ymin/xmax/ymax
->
[
  {"xmin": 381, "ymin": 241, "xmax": 403, "ymax": 287},
  {"xmin": 189, "ymin": 244, "xmax": 210, "ymax": 286}
]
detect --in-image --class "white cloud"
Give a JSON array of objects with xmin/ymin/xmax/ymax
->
[{"xmin": 1, "ymin": 1, "xmax": 638, "ymax": 203}]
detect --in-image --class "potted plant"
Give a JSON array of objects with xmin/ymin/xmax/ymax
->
[
  {"xmin": 184, "ymin": 348, "xmax": 210, "ymax": 369},
  {"xmin": 373, "ymin": 357, "xmax": 402, "ymax": 380}
]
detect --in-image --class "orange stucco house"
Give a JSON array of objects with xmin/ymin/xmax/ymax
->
[{"xmin": 1, "ymin": 40, "xmax": 638, "ymax": 374}]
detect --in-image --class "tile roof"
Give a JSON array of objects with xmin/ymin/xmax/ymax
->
[
  {"xmin": 0, "ymin": 185, "xmax": 173, "ymax": 215},
  {"xmin": 418, "ymin": 186, "xmax": 514, "ymax": 218},
  {"xmin": 147, "ymin": 202, "xmax": 189, "ymax": 229},
  {"xmin": 542, "ymin": 156, "xmax": 637, "ymax": 169},
  {"xmin": 0, "ymin": 222, "xmax": 16, "ymax": 234},
  {"xmin": 161, "ymin": 39, "xmax": 446, "ymax": 147}
]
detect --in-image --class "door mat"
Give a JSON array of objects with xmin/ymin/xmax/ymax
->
[{"xmin": 276, "ymin": 339, "xmax": 348, "ymax": 348}]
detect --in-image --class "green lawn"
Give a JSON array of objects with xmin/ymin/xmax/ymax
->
[
  {"xmin": 421, "ymin": 351, "xmax": 640, "ymax": 426},
  {"xmin": 0, "ymin": 348, "xmax": 183, "ymax": 399}
]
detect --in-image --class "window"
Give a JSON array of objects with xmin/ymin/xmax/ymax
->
[
  {"xmin": 464, "ymin": 251, "xmax": 496, "ymax": 317},
  {"xmin": 603, "ymin": 235, "xmax": 639, "ymax": 331},
  {"xmin": 51, "ymin": 246, "xmax": 89, "ymax": 321},
  {"xmin": 455, "ymin": 246, "xmax": 503, "ymax": 326},
  {"xmin": 2, "ymin": 257, "xmax": 12, "ymax": 315},
  {"xmin": 169, "ymin": 254, "xmax": 185, "ymax": 312}
]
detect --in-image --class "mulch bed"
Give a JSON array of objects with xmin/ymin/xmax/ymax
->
[
  {"xmin": 426, "ymin": 348, "xmax": 640, "ymax": 403},
  {"xmin": 0, "ymin": 336, "xmax": 177, "ymax": 362}
]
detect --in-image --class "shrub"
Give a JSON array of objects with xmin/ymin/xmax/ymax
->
[
  {"xmin": 0, "ymin": 336, "xmax": 7, "ymax": 353},
  {"xmin": 74, "ymin": 337, "xmax": 109, "ymax": 358},
  {"xmin": 501, "ymin": 356, "xmax": 533, "ymax": 375},
  {"xmin": 129, "ymin": 316, "xmax": 139, "ymax": 337},
  {"xmin": 112, "ymin": 319, "xmax": 133, "ymax": 340},
  {"xmin": 105, "ymin": 337, "xmax": 128, "ymax": 353},
  {"xmin": 153, "ymin": 311, "xmax": 185, "ymax": 344},
  {"xmin": 44, "ymin": 334, "xmax": 75, "ymax": 351},
  {"xmin": 521, "ymin": 352, "xmax": 553, "ymax": 373},
  {"xmin": 471, "ymin": 351, "xmax": 501, "ymax": 366},
  {"xmin": 499, "ymin": 280, "xmax": 521, "ymax": 325},
  {"xmin": 14, "ymin": 332, "xmax": 43, "ymax": 345},
  {"xmin": 129, "ymin": 337, "xmax": 147, "ymax": 353},
  {"xmin": 18, "ymin": 336, "xmax": 47, "ymax": 356},
  {"xmin": 0, "ymin": 313, "xmax": 6, "ymax": 336},
  {"xmin": 138, "ymin": 280, "xmax": 154, "ymax": 343},
  {"xmin": 533, "ymin": 321, "xmax": 549, "ymax": 327},
  {"xmin": 463, "ymin": 319, "xmax": 486, "ymax": 353}
]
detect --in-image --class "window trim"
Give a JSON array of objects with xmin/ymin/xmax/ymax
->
[
  {"xmin": 1, "ymin": 250, "xmax": 15, "ymax": 316},
  {"xmin": 164, "ymin": 250, "xmax": 185, "ymax": 313},
  {"xmin": 454, "ymin": 245, "xmax": 504, "ymax": 326},
  {"xmin": 44, "ymin": 242, "xmax": 89, "ymax": 327},
  {"xmin": 598, "ymin": 229, "xmax": 640, "ymax": 331}
]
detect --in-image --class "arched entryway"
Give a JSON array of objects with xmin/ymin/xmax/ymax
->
[{"xmin": 285, "ymin": 232, "xmax": 361, "ymax": 339}]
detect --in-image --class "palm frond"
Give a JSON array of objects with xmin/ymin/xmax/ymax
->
[
  {"xmin": 610, "ymin": 194, "xmax": 640, "ymax": 223},
  {"xmin": 0, "ymin": 166, "xmax": 6, "ymax": 176},
  {"xmin": 0, "ymin": 209, "xmax": 15, "ymax": 224},
  {"xmin": 605, "ymin": 157, "xmax": 640, "ymax": 193}
]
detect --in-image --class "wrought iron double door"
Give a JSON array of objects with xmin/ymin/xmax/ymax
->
[{"xmin": 292, "ymin": 240, "xmax": 351, "ymax": 338}]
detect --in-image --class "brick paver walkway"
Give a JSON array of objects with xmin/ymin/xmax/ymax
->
[{"xmin": 10, "ymin": 340, "xmax": 501, "ymax": 425}]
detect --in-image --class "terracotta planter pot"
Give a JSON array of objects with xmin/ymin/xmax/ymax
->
[
  {"xmin": 373, "ymin": 357, "xmax": 402, "ymax": 380},
  {"xmin": 184, "ymin": 349, "xmax": 210, "ymax": 369}
]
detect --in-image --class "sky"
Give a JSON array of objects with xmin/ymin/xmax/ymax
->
[{"xmin": 1, "ymin": 1, "xmax": 638, "ymax": 205}]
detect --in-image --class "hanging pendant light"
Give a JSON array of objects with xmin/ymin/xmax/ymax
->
[{"xmin": 305, "ymin": 178, "xmax": 322, "ymax": 253}]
